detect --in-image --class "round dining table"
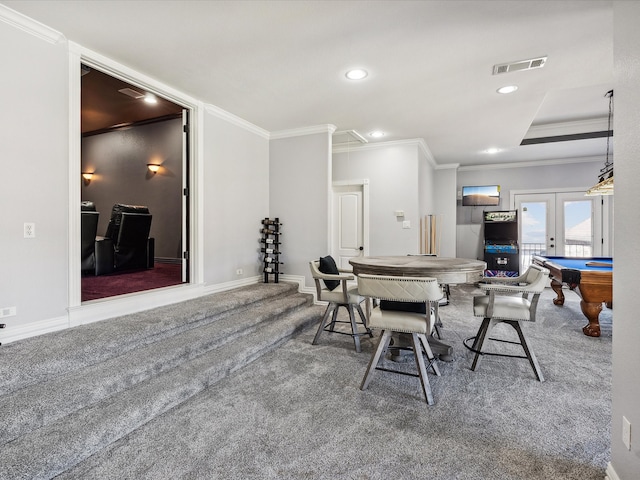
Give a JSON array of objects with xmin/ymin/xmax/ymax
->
[
  {"xmin": 349, "ymin": 255, "xmax": 487, "ymax": 361},
  {"xmin": 349, "ymin": 255, "xmax": 486, "ymax": 284}
]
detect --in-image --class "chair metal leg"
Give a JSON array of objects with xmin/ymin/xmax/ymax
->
[
  {"xmin": 347, "ymin": 305, "xmax": 362, "ymax": 353},
  {"xmin": 411, "ymin": 333, "xmax": 435, "ymax": 405},
  {"xmin": 328, "ymin": 305, "xmax": 339, "ymax": 332},
  {"xmin": 312, "ymin": 303, "xmax": 335, "ymax": 345},
  {"xmin": 418, "ymin": 333, "xmax": 440, "ymax": 376},
  {"xmin": 361, "ymin": 330, "xmax": 392, "ymax": 390},
  {"xmin": 355, "ymin": 303, "xmax": 374, "ymax": 338},
  {"xmin": 509, "ymin": 320, "xmax": 545, "ymax": 382},
  {"xmin": 470, "ymin": 317, "xmax": 496, "ymax": 371}
]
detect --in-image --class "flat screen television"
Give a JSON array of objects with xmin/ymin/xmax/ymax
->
[{"xmin": 461, "ymin": 185, "xmax": 500, "ymax": 206}]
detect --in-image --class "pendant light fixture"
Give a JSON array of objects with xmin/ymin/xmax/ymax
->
[{"xmin": 586, "ymin": 90, "xmax": 614, "ymax": 196}]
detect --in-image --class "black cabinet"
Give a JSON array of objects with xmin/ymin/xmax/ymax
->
[{"xmin": 483, "ymin": 210, "xmax": 519, "ymax": 277}]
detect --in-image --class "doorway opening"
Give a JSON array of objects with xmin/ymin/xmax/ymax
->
[{"xmin": 80, "ymin": 64, "xmax": 190, "ymax": 301}]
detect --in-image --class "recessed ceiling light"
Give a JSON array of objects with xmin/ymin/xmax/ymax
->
[
  {"xmin": 497, "ymin": 85, "xmax": 518, "ymax": 94},
  {"xmin": 144, "ymin": 93, "xmax": 158, "ymax": 104},
  {"xmin": 484, "ymin": 148, "xmax": 501, "ymax": 154},
  {"xmin": 369, "ymin": 131, "xmax": 385, "ymax": 138},
  {"xmin": 345, "ymin": 69, "xmax": 368, "ymax": 80}
]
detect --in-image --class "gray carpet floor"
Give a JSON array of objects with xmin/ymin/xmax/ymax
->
[{"xmin": 56, "ymin": 283, "xmax": 612, "ymax": 480}]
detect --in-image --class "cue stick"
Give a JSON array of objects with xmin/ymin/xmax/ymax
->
[{"xmin": 585, "ymin": 261, "xmax": 613, "ymax": 267}]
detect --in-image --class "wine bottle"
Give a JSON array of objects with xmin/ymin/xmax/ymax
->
[
  {"xmin": 261, "ymin": 228, "xmax": 281, "ymax": 235},
  {"xmin": 263, "ymin": 238, "xmax": 276, "ymax": 244},
  {"xmin": 261, "ymin": 219, "xmax": 283, "ymax": 226},
  {"xmin": 260, "ymin": 248, "xmax": 280, "ymax": 254},
  {"xmin": 264, "ymin": 267, "xmax": 278, "ymax": 273},
  {"xmin": 264, "ymin": 257, "xmax": 283, "ymax": 264}
]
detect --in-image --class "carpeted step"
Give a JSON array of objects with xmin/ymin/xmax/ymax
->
[
  {"xmin": 0, "ymin": 282, "xmax": 300, "ymax": 397},
  {"xmin": 0, "ymin": 292, "xmax": 314, "ymax": 446},
  {"xmin": 0, "ymin": 290, "xmax": 324, "ymax": 479}
]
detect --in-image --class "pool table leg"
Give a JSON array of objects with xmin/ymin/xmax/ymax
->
[
  {"xmin": 580, "ymin": 300, "xmax": 602, "ymax": 337},
  {"xmin": 550, "ymin": 279, "xmax": 565, "ymax": 305}
]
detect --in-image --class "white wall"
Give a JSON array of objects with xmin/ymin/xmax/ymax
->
[
  {"xmin": 0, "ymin": 12, "xmax": 272, "ymax": 339},
  {"xmin": 202, "ymin": 109, "xmax": 270, "ymax": 286},
  {"xmin": 333, "ymin": 142, "xmax": 428, "ymax": 255},
  {"xmin": 0, "ymin": 19, "xmax": 70, "ymax": 329},
  {"xmin": 455, "ymin": 159, "xmax": 605, "ymax": 260},
  {"xmin": 269, "ymin": 129, "xmax": 332, "ymax": 289},
  {"xmin": 610, "ymin": 2, "xmax": 640, "ymax": 478}
]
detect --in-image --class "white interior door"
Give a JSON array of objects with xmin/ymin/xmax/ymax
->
[{"xmin": 332, "ymin": 185, "xmax": 365, "ymax": 270}]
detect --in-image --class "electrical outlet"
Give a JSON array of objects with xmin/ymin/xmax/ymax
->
[
  {"xmin": 402, "ymin": 220, "xmax": 411, "ymax": 229},
  {"xmin": 236, "ymin": 268, "xmax": 243, "ymax": 275},
  {"xmin": 622, "ymin": 416, "xmax": 631, "ymax": 450},
  {"xmin": 24, "ymin": 223, "xmax": 35, "ymax": 238},
  {"xmin": 0, "ymin": 306, "xmax": 16, "ymax": 318}
]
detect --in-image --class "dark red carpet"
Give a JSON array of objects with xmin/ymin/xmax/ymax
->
[{"xmin": 82, "ymin": 263, "xmax": 183, "ymax": 302}]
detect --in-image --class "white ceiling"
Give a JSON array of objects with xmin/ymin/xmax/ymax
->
[{"xmin": 2, "ymin": 0, "xmax": 614, "ymax": 167}]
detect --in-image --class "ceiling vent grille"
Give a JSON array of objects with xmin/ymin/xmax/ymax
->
[
  {"xmin": 493, "ymin": 56, "xmax": 547, "ymax": 75},
  {"xmin": 118, "ymin": 87, "xmax": 145, "ymax": 99}
]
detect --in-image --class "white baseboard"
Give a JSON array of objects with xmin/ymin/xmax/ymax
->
[
  {"xmin": 605, "ymin": 462, "xmax": 620, "ymax": 480},
  {"xmin": 0, "ymin": 315, "xmax": 69, "ymax": 344}
]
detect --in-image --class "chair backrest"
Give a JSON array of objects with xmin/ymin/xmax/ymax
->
[
  {"xmin": 520, "ymin": 264, "xmax": 549, "ymax": 293},
  {"xmin": 356, "ymin": 274, "xmax": 443, "ymax": 303},
  {"xmin": 105, "ymin": 203, "xmax": 151, "ymax": 240},
  {"xmin": 309, "ymin": 260, "xmax": 323, "ymax": 279},
  {"xmin": 117, "ymin": 212, "xmax": 152, "ymax": 247}
]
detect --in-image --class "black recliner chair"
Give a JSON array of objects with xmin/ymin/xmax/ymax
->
[
  {"xmin": 95, "ymin": 204, "xmax": 155, "ymax": 275},
  {"xmin": 81, "ymin": 201, "xmax": 99, "ymax": 274}
]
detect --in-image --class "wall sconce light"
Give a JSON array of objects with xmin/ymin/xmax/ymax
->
[
  {"xmin": 82, "ymin": 172, "xmax": 94, "ymax": 185},
  {"xmin": 147, "ymin": 164, "xmax": 161, "ymax": 174}
]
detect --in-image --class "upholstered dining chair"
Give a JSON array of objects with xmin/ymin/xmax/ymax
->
[
  {"xmin": 465, "ymin": 263, "xmax": 550, "ymax": 381},
  {"xmin": 309, "ymin": 257, "xmax": 372, "ymax": 353},
  {"xmin": 356, "ymin": 274, "xmax": 444, "ymax": 405}
]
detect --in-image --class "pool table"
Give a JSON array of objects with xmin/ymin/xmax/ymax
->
[{"xmin": 532, "ymin": 255, "xmax": 612, "ymax": 337}]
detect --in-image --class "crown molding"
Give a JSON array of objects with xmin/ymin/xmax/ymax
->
[
  {"xmin": 204, "ymin": 104, "xmax": 270, "ymax": 139},
  {"xmin": 333, "ymin": 138, "xmax": 437, "ymax": 167},
  {"xmin": 457, "ymin": 155, "xmax": 603, "ymax": 171},
  {"xmin": 270, "ymin": 124, "xmax": 337, "ymax": 140},
  {"xmin": 435, "ymin": 163, "xmax": 460, "ymax": 170},
  {"xmin": 0, "ymin": 4, "xmax": 65, "ymax": 44},
  {"xmin": 524, "ymin": 117, "xmax": 609, "ymax": 140}
]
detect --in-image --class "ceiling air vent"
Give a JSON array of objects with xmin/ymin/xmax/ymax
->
[
  {"xmin": 492, "ymin": 56, "xmax": 547, "ymax": 75},
  {"xmin": 118, "ymin": 87, "xmax": 145, "ymax": 99}
]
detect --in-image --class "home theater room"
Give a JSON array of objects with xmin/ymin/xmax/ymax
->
[{"xmin": 0, "ymin": 2, "xmax": 638, "ymax": 480}]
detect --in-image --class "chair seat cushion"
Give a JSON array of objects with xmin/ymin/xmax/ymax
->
[
  {"xmin": 473, "ymin": 295, "xmax": 532, "ymax": 321},
  {"xmin": 322, "ymin": 285, "xmax": 363, "ymax": 304},
  {"xmin": 368, "ymin": 309, "xmax": 430, "ymax": 334}
]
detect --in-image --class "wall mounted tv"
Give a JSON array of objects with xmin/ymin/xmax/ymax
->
[{"xmin": 461, "ymin": 185, "xmax": 501, "ymax": 206}]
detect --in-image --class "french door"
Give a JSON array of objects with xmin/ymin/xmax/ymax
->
[{"xmin": 514, "ymin": 191, "xmax": 606, "ymax": 271}]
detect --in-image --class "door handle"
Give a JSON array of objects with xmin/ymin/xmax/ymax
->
[{"xmin": 359, "ymin": 246, "xmax": 364, "ymax": 251}]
